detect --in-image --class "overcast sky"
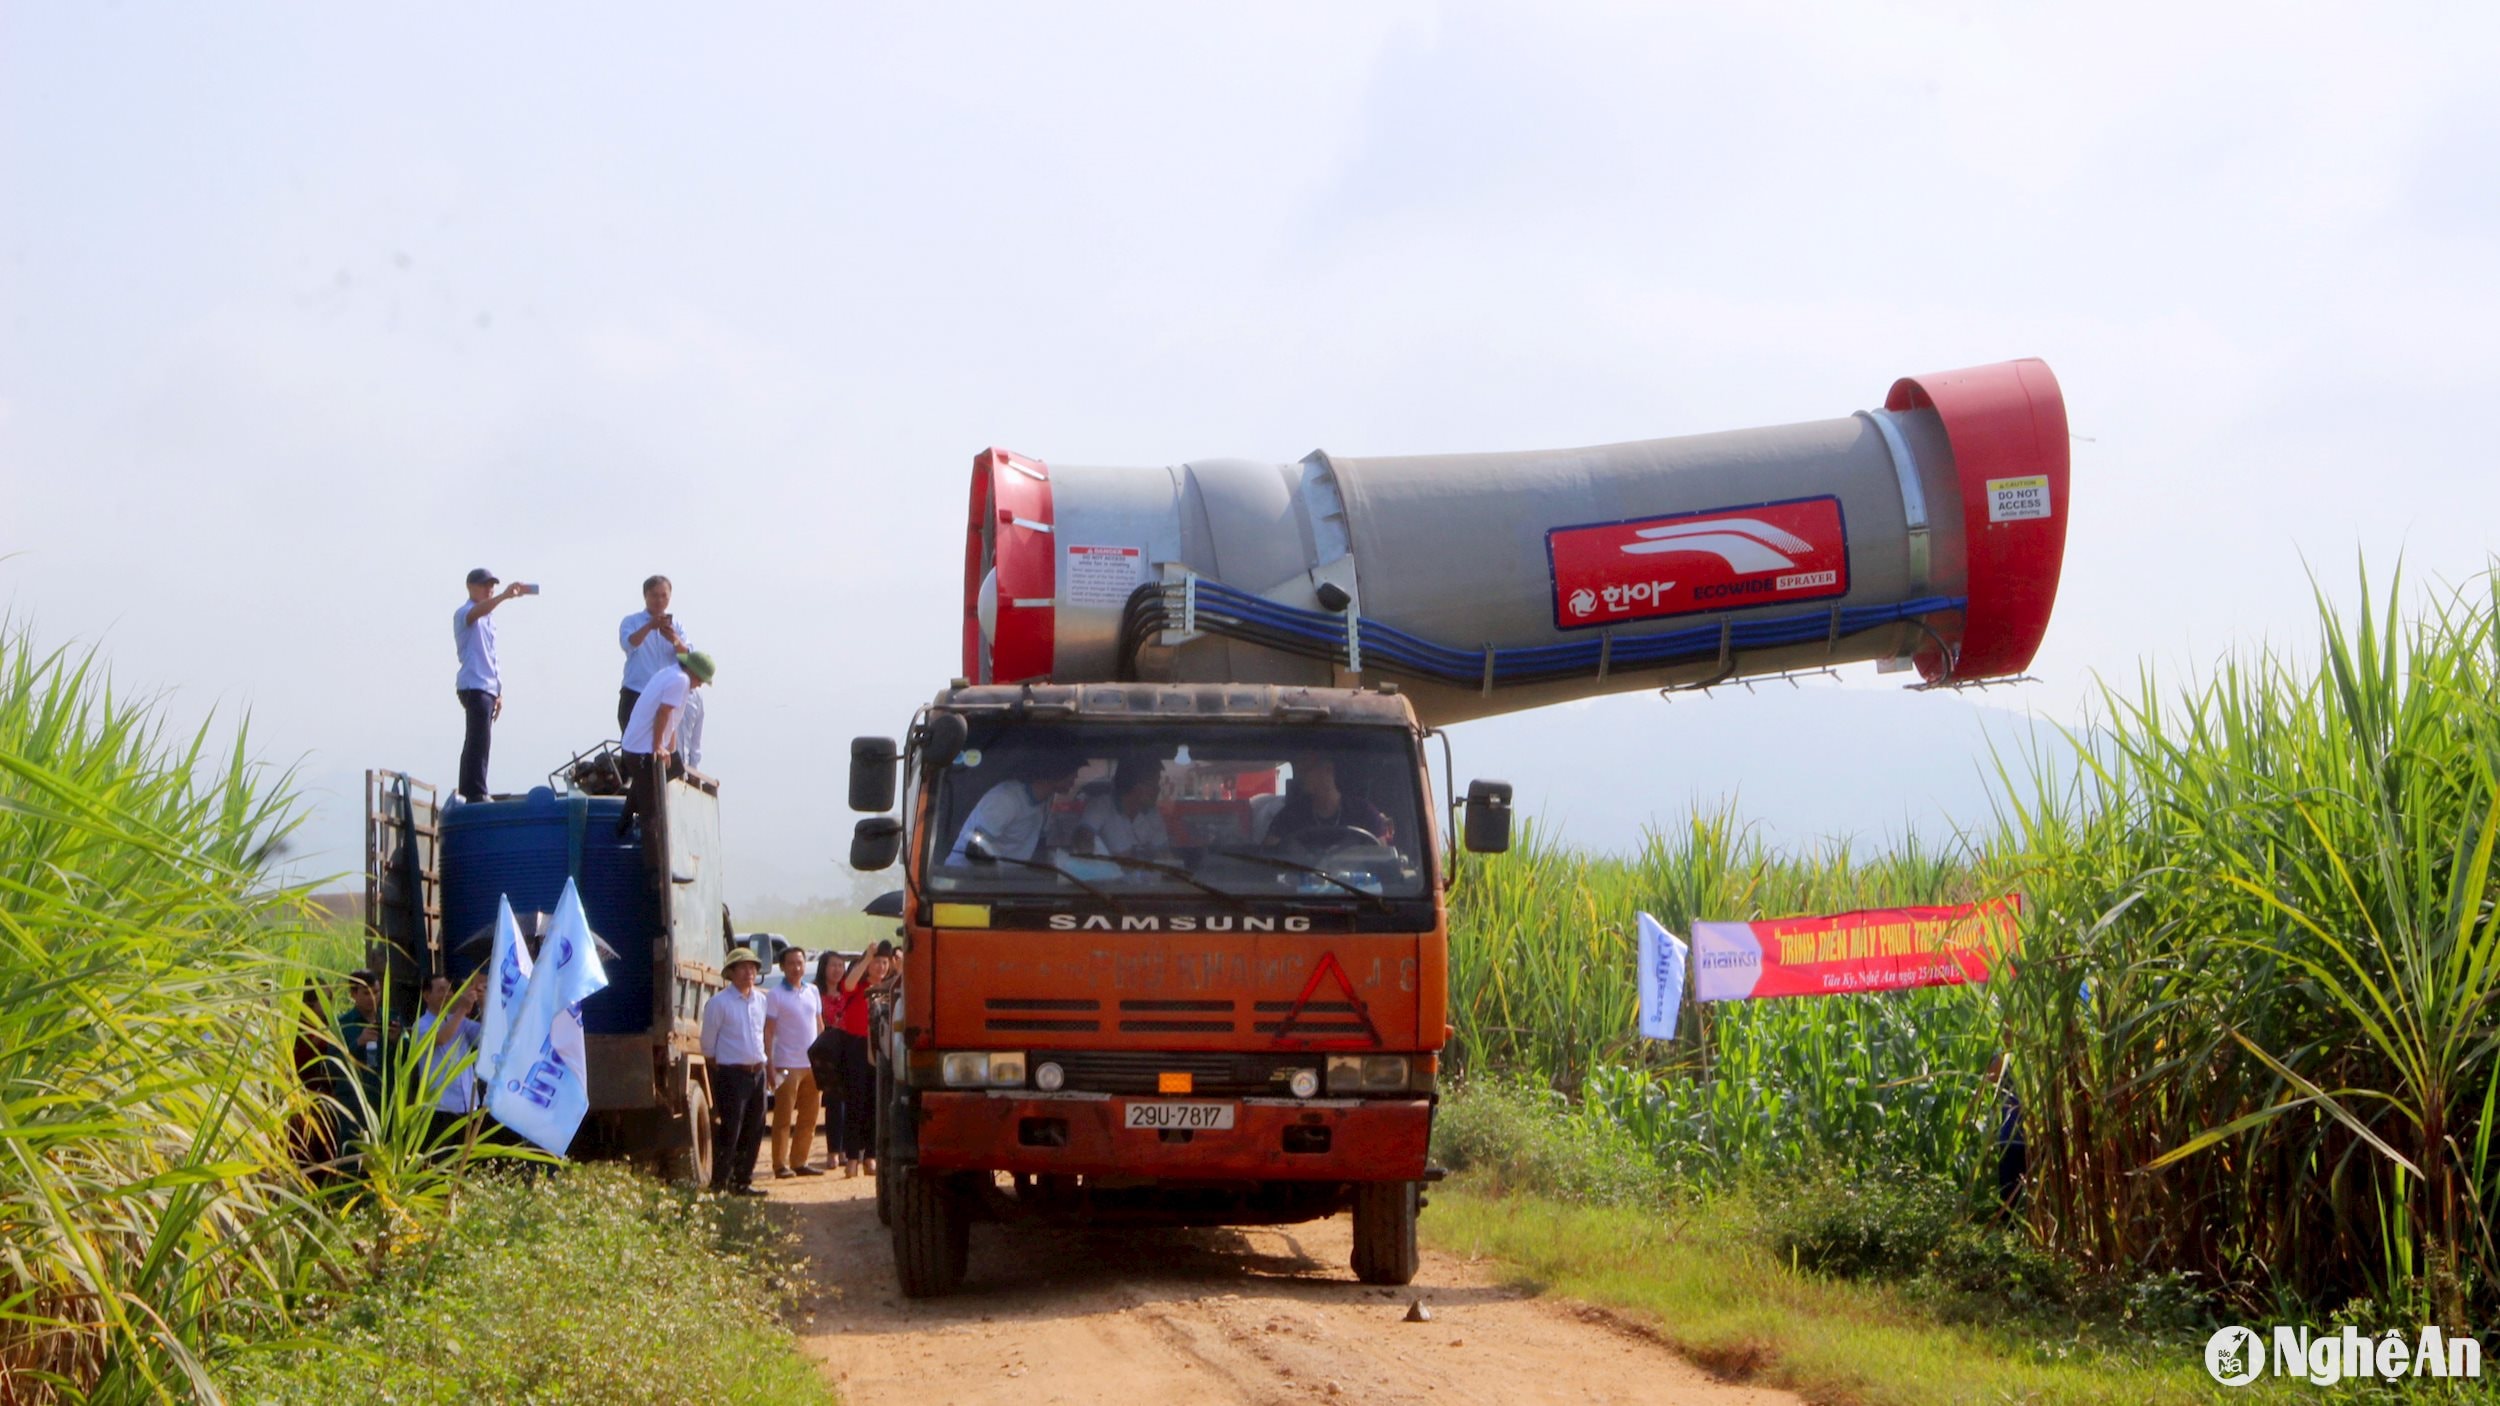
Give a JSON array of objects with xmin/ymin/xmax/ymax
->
[{"xmin": 4, "ymin": 4, "xmax": 2495, "ymax": 905}]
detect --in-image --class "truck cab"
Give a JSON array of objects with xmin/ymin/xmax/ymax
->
[{"xmin": 849, "ymin": 681, "xmax": 1511, "ymax": 1297}]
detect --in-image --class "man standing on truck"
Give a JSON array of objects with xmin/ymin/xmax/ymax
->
[
  {"xmin": 453, "ymin": 567, "xmax": 532, "ymax": 802},
  {"xmin": 699, "ymin": 947, "xmax": 770, "ymax": 1197},
  {"xmin": 615, "ymin": 574, "xmax": 690, "ymax": 735},
  {"xmin": 617, "ymin": 650, "xmax": 715, "ymax": 837}
]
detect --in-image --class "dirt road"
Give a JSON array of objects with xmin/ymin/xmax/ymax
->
[{"xmin": 773, "ymin": 1173, "xmax": 1797, "ymax": 1406}]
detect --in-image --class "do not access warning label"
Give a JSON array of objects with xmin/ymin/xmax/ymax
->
[{"xmin": 1986, "ymin": 476, "xmax": 2053, "ymax": 523}]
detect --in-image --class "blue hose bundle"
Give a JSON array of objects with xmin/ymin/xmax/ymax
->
[{"xmin": 1118, "ymin": 580, "xmax": 1964, "ymax": 689}]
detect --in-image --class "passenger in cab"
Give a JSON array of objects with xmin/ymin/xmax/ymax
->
[
  {"xmin": 1264, "ymin": 756, "xmax": 1394, "ymax": 850},
  {"xmin": 1077, "ymin": 756, "xmax": 1169, "ymax": 858},
  {"xmin": 946, "ymin": 754, "xmax": 1082, "ymax": 864}
]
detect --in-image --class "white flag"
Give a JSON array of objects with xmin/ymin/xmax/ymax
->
[
  {"xmin": 475, "ymin": 896, "xmax": 534, "ymax": 1090},
  {"xmin": 1635, "ymin": 911, "xmax": 1688, "ymax": 1041},
  {"xmin": 486, "ymin": 880, "xmax": 609, "ymax": 1155}
]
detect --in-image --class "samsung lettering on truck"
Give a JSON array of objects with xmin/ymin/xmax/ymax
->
[{"xmin": 850, "ymin": 358, "xmax": 2071, "ymax": 1296}]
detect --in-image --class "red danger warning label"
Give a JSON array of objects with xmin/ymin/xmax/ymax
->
[{"xmin": 1547, "ymin": 496, "xmax": 1850, "ymax": 629}]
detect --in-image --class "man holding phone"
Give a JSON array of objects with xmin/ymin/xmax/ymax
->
[
  {"xmin": 616, "ymin": 574, "xmax": 690, "ymax": 735},
  {"xmin": 453, "ymin": 567, "xmax": 533, "ymax": 802}
]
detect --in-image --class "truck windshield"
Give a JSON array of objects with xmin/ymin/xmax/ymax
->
[{"xmin": 926, "ymin": 722, "xmax": 1429, "ymax": 901}]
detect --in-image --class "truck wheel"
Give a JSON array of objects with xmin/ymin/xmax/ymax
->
[
  {"xmin": 662, "ymin": 1081, "xmax": 713, "ymax": 1189},
  {"xmin": 1350, "ymin": 1181, "xmax": 1419, "ymax": 1286},
  {"xmin": 892, "ymin": 1167, "xmax": 970, "ymax": 1298},
  {"xmin": 873, "ymin": 1059, "xmax": 897, "ymax": 1227}
]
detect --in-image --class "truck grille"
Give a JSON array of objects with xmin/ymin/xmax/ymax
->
[{"xmin": 1041, "ymin": 1050, "xmax": 1315, "ymax": 1098}]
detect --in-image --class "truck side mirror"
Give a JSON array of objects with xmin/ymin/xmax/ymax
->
[
  {"xmin": 921, "ymin": 713, "xmax": 969, "ymax": 769},
  {"xmin": 864, "ymin": 889, "xmax": 905, "ymax": 919},
  {"xmin": 850, "ymin": 816, "xmax": 903, "ymax": 871},
  {"xmin": 1463, "ymin": 780, "xmax": 1513, "ymax": 854},
  {"xmin": 850, "ymin": 737, "xmax": 899, "ymax": 813}
]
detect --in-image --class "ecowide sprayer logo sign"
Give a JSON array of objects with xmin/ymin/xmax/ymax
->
[
  {"xmin": 1546, "ymin": 495, "xmax": 1849, "ymax": 629},
  {"xmin": 2204, "ymin": 1324, "xmax": 2482, "ymax": 1387}
]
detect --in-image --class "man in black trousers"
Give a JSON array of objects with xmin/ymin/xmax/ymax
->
[{"xmin": 697, "ymin": 947, "xmax": 770, "ymax": 1195}]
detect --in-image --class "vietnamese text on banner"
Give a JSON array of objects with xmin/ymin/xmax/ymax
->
[{"xmin": 1692, "ymin": 896, "xmax": 2022, "ymax": 1002}]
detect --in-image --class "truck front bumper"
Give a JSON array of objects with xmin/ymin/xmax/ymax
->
[{"xmin": 912, "ymin": 1091, "xmax": 1433, "ymax": 1181}]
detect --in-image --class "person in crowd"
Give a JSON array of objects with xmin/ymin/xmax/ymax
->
[
  {"xmin": 824, "ymin": 942, "xmax": 894, "ymax": 1177},
  {"xmin": 453, "ymin": 567, "xmax": 532, "ymax": 802},
  {"xmin": 1078, "ymin": 756, "xmax": 1168, "ymax": 857},
  {"xmin": 677, "ymin": 685, "xmax": 707, "ymax": 772},
  {"xmin": 334, "ymin": 969, "xmax": 389, "ymax": 1117},
  {"xmin": 616, "ymin": 575, "xmax": 690, "ymax": 735},
  {"xmin": 1264, "ymin": 756, "xmax": 1393, "ymax": 850},
  {"xmin": 1986, "ymin": 1049, "xmax": 2028, "ymax": 1216},
  {"xmin": 807, "ymin": 950, "xmax": 849, "ymax": 1161},
  {"xmin": 413, "ymin": 972, "xmax": 484, "ymax": 1151},
  {"xmin": 764, "ymin": 946, "xmax": 824, "ymax": 1178},
  {"xmin": 945, "ymin": 755, "xmax": 1082, "ymax": 864},
  {"xmin": 617, "ymin": 650, "xmax": 715, "ymax": 837},
  {"xmin": 699, "ymin": 947, "xmax": 770, "ymax": 1196},
  {"xmin": 290, "ymin": 986, "xmax": 343, "ymax": 1174}
]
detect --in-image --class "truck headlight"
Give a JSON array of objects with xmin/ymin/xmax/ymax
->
[
  {"xmin": 1326, "ymin": 1054, "xmax": 1408, "ymax": 1093},
  {"xmin": 988, "ymin": 1052, "xmax": 1026, "ymax": 1087},
  {"xmin": 1288, "ymin": 1068, "xmax": 1321, "ymax": 1099},
  {"xmin": 941, "ymin": 1052, "xmax": 990, "ymax": 1087},
  {"xmin": 1034, "ymin": 1060, "xmax": 1066, "ymax": 1092}
]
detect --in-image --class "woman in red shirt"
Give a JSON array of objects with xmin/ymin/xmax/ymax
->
[{"xmin": 819, "ymin": 943, "xmax": 894, "ymax": 1176}]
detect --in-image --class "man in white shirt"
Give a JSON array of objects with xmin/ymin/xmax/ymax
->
[
  {"xmin": 618, "ymin": 650, "xmax": 715, "ymax": 838},
  {"xmin": 1079, "ymin": 757, "xmax": 1170, "ymax": 858},
  {"xmin": 616, "ymin": 575, "xmax": 691, "ymax": 735},
  {"xmin": 699, "ymin": 947, "xmax": 770, "ymax": 1195},
  {"xmin": 452, "ymin": 567, "xmax": 532, "ymax": 801},
  {"xmin": 946, "ymin": 755, "xmax": 1083, "ymax": 865},
  {"xmin": 413, "ymin": 973, "xmax": 483, "ymax": 1149},
  {"xmin": 763, "ymin": 946, "xmax": 824, "ymax": 1178}
]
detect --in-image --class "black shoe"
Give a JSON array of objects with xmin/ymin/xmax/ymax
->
[{"xmin": 730, "ymin": 1184, "xmax": 767, "ymax": 1198}]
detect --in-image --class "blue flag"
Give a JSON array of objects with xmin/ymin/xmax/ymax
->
[
  {"xmin": 1635, "ymin": 911, "xmax": 1688, "ymax": 1041},
  {"xmin": 475, "ymin": 896, "xmax": 533, "ymax": 1091},
  {"xmin": 486, "ymin": 879, "xmax": 608, "ymax": 1154}
]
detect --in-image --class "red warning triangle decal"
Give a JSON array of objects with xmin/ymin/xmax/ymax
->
[{"xmin": 1266, "ymin": 950, "xmax": 1382, "ymax": 1050}]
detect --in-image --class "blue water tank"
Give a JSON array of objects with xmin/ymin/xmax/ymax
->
[{"xmin": 440, "ymin": 787, "xmax": 658, "ymax": 1036}]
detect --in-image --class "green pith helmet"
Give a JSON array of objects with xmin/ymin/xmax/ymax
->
[
  {"xmin": 678, "ymin": 650, "xmax": 717, "ymax": 683},
  {"xmin": 722, "ymin": 947, "xmax": 760, "ymax": 973}
]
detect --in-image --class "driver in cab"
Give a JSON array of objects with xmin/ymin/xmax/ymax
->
[
  {"xmin": 1263, "ymin": 756, "xmax": 1393, "ymax": 851},
  {"xmin": 946, "ymin": 755, "xmax": 1083, "ymax": 865}
]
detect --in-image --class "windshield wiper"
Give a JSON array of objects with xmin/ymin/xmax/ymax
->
[
  {"xmin": 1209, "ymin": 848, "xmax": 1393, "ymax": 912},
  {"xmin": 1080, "ymin": 853, "xmax": 1252, "ymax": 912},
  {"xmin": 968, "ymin": 849, "xmax": 1129, "ymax": 911}
]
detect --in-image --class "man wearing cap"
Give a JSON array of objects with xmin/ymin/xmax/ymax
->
[
  {"xmin": 616, "ymin": 575, "xmax": 691, "ymax": 736},
  {"xmin": 453, "ymin": 567, "xmax": 532, "ymax": 803},
  {"xmin": 617, "ymin": 650, "xmax": 715, "ymax": 837},
  {"xmin": 698, "ymin": 947, "xmax": 771, "ymax": 1196}
]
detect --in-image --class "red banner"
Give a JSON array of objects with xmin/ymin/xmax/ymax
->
[
  {"xmin": 1689, "ymin": 897, "xmax": 2021, "ymax": 1002},
  {"xmin": 1547, "ymin": 495, "xmax": 1851, "ymax": 630}
]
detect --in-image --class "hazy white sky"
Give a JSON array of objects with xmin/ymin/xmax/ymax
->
[{"xmin": 4, "ymin": 4, "xmax": 2496, "ymax": 903}]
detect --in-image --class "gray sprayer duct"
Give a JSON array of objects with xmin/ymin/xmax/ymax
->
[{"xmin": 963, "ymin": 359, "xmax": 2069, "ymax": 728}]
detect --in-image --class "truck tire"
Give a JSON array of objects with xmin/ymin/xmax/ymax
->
[
  {"xmin": 1350, "ymin": 1180, "xmax": 1419, "ymax": 1286},
  {"xmin": 663, "ymin": 1081, "xmax": 713, "ymax": 1190},
  {"xmin": 873, "ymin": 1058, "xmax": 896, "ymax": 1227},
  {"xmin": 892, "ymin": 1167, "xmax": 969, "ymax": 1298}
]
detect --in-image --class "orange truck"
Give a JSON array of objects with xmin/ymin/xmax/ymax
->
[
  {"xmin": 852, "ymin": 361, "xmax": 2070, "ymax": 1294},
  {"xmin": 845, "ymin": 681, "xmax": 1514, "ymax": 1296}
]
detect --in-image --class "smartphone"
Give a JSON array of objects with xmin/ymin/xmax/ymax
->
[{"xmin": 517, "ymin": 583, "xmax": 542, "ymax": 595}]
